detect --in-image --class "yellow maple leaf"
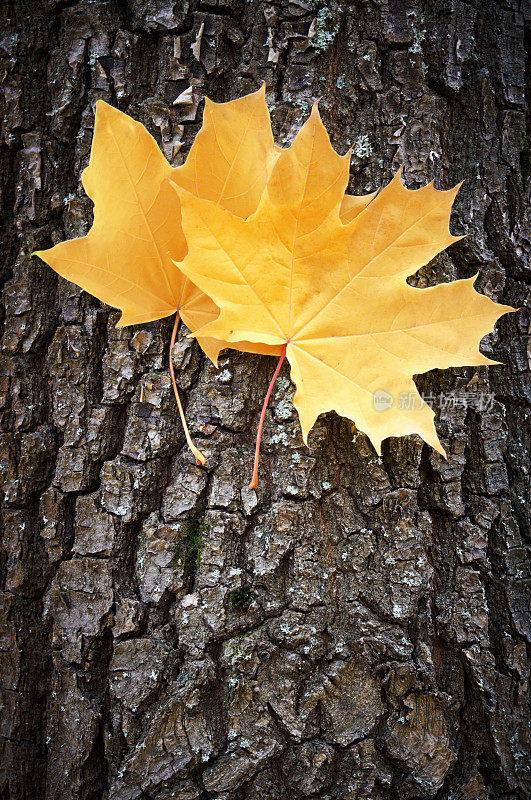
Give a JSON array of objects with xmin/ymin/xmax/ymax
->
[
  {"xmin": 173, "ymin": 104, "xmax": 515, "ymax": 486},
  {"xmin": 33, "ymin": 87, "xmax": 280, "ymax": 463}
]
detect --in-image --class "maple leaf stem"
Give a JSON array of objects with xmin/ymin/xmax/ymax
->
[
  {"xmin": 249, "ymin": 343, "xmax": 288, "ymax": 490},
  {"xmin": 169, "ymin": 313, "xmax": 206, "ymax": 466}
]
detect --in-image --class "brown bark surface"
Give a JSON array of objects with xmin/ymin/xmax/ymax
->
[{"xmin": 1, "ymin": 1, "xmax": 529, "ymax": 799}]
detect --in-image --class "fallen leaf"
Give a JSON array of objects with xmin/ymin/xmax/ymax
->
[
  {"xmin": 173, "ymin": 103, "xmax": 515, "ymax": 484},
  {"xmin": 33, "ymin": 87, "xmax": 283, "ymax": 462},
  {"xmin": 34, "ymin": 98, "xmax": 218, "ymax": 463}
]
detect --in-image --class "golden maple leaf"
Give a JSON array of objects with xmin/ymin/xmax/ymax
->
[
  {"xmin": 173, "ymin": 104, "xmax": 515, "ymax": 485},
  {"xmin": 33, "ymin": 87, "xmax": 281, "ymax": 463}
]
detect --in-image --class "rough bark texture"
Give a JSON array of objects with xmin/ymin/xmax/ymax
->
[{"xmin": 1, "ymin": 1, "xmax": 529, "ymax": 799}]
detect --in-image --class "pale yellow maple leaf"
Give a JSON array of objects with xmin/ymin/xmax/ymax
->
[
  {"xmin": 33, "ymin": 87, "xmax": 282, "ymax": 463},
  {"xmin": 172, "ymin": 103, "xmax": 515, "ymax": 484}
]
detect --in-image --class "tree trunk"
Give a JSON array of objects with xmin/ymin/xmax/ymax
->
[{"xmin": 1, "ymin": 1, "xmax": 529, "ymax": 799}]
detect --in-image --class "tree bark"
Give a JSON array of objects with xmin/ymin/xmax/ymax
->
[{"xmin": 1, "ymin": 1, "xmax": 529, "ymax": 799}]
